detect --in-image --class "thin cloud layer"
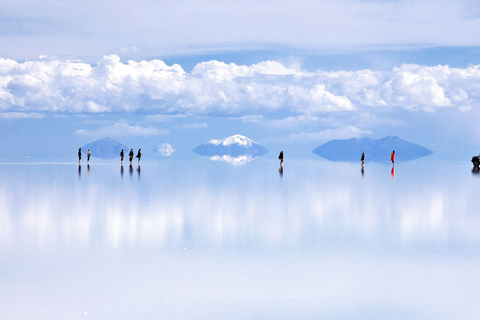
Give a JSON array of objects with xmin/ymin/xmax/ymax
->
[
  {"xmin": 0, "ymin": 112, "xmax": 44, "ymax": 119},
  {"xmin": 180, "ymin": 123, "xmax": 208, "ymax": 130},
  {"xmin": 285, "ymin": 126, "xmax": 372, "ymax": 142},
  {"xmin": 2, "ymin": 0, "xmax": 480, "ymax": 59},
  {"xmin": 0, "ymin": 55, "xmax": 479, "ymax": 117},
  {"xmin": 75, "ymin": 121, "xmax": 168, "ymax": 137}
]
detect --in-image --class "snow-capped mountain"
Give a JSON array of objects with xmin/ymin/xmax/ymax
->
[
  {"xmin": 82, "ymin": 137, "xmax": 129, "ymax": 159},
  {"xmin": 208, "ymin": 134, "xmax": 256, "ymax": 147},
  {"xmin": 193, "ymin": 134, "xmax": 268, "ymax": 163},
  {"xmin": 313, "ymin": 136, "xmax": 433, "ymax": 162}
]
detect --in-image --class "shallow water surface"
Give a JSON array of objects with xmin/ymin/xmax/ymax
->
[{"xmin": 0, "ymin": 160, "xmax": 479, "ymax": 319}]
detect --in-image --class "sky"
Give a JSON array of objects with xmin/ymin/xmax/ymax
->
[{"xmin": 1, "ymin": 0, "xmax": 480, "ymax": 161}]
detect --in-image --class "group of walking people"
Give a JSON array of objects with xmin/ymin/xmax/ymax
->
[
  {"xmin": 277, "ymin": 150, "xmax": 396, "ymax": 169},
  {"xmin": 80, "ymin": 147, "xmax": 396, "ymax": 168},
  {"xmin": 119, "ymin": 148, "xmax": 142, "ymax": 165},
  {"xmin": 78, "ymin": 148, "xmax": 142, "ymax": 165}
]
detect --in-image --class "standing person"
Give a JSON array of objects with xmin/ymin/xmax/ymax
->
[
  {"xmin": 361, "ymin": 152, "xmax": 365, "ymax": 166},
  {"xmin": 78, "ymin": 148, "xmax": 82, "ymax": 164},
  {"xmin": 136, "ymin": 148, "xmax": 142, "ymax": 165},
  {"xmin": 391, "ymin": 150, "xmax": 395, "ymax": 166},
  {"xmin": 129, "ymin": 148, "xmax": 134, "ymax": 165},
  {"xmin": 278, "ymin": 151, "xmax": 284, "ymax": 169},
  {"xmin": 120, "ymin": 149, "xmax": 124, "ymax": 164},
  {"xmin": 87, "ymin": 149, "xmax": 91, "ymax": 164}
]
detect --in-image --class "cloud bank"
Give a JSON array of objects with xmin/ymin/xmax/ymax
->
[{"xmin": 0, "ymin": 55, "xmax": 479, "ymax": 117}]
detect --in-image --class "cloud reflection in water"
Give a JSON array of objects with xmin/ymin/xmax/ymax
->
[
  {"xmin": 1, "ymin": 162, "xmax": 480, "ymax": 320},
  {"xmin": 0, "ymin": 162, "xmax": 479, "ymax": 251}
]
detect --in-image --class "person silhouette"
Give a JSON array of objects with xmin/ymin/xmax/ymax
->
[
  {"xmin": 136, "ymin": 149, "xmax": 142, "ymax": 164},
  {"xmin": 87, "ymin": 149, "xmax": 91, "ymax": 164},
  {"xmin": 120, "ymin": 149, "xmax": 124, "ymax": 164},
  {"xmin": 391, "ymin": 150, "xmax": 395, "ymax": 166},
  {"xmin": 278, "ymin": 151, "xmax": 284, "ymax": 168},
  {"xmin": 78, "ymin": 148, "xmax": 82, "ymax": 164},
  {"xmin": 361, "ymin": 152, "xmax": 365, "ymax": 167},
  {"xmin": 129, "ymin": 148, "xmax": 134, "ymax": 165}
]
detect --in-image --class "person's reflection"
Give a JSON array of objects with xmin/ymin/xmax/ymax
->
[
  {"xmin": 137, "ymin": 165, "xmax": 141, "ymax": 178},
  {"xmin": 129, "ymin": 164, "xmax": 133, "ymax": 177},
  {"xmin": 278, "ymin": 167, "xmax": 283, "ymax": 179},
  {"xmin": 391, "ymin": 166, "xmax": 395, "ymax": 181},
  {"xmin": 87, "ymin": 164, "xmax": 90, "ymax": 177},
  {"xmin": 361, "ymin": 166, "xmax": 364, "ymax": 179},
  {"xmin": 78, "ymin": 164, "xmax": 81, "ymax": 179},
  {"xmin": 472, "ymin": 166, "xmax": 479, "ymax": 175},
  {"xmin": 120, "ymin": 164, "xmax": 124, "ymax": 179}
]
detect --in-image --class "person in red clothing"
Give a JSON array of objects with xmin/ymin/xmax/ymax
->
[{"xmin": 391, "ymin": 150, "xmax": 395, "ymax": 166}]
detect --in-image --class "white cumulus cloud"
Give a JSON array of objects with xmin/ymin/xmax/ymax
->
[{"xmin": 1, "ymin": 56, "xmax": 480, "ymax": 118}]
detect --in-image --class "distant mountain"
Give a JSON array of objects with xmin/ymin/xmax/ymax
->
[
  {"xmin": 313, "ymin": 136, "xmax": 433, "ymax": 162},
  {"xmin": 193, "ymin": 134, "xmax": 268, "ymax": 164},
  {"xmin": 82, "ymin": 137, "xmax": 129, "ymax": 159}
]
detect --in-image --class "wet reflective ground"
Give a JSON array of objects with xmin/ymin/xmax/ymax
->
[{"xmin": 1, "ymin": 160, "xmax": 479, "ymax": 319}]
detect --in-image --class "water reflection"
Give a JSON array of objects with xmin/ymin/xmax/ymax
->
[
  {"xmin": 1, "ymin": 162, "xmax": 480, "ymax": 319},
  {"xmin": 1, "ymin": 162, "xmax": 479, "ymax": 250},
  {"xmin": 472, "ymin": 166, "xmax": 479, "ymax": 175},
  {"xmin": 208, "ymin": 155, "xmax": 256, "ymax": 165}
]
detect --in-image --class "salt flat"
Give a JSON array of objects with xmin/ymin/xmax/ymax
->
[{"xmin": 0, "ymin": 159, "xmax": 479, "ymax": 319}]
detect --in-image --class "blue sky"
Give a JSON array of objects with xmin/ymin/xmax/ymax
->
[{"xmin": 1, "ymin": 0, "xmax": 480, "ymax": 161}]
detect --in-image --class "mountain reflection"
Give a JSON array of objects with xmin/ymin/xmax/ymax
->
[{"xmin": 208, "ymin": 154, "xmax": 257, "ymax": 165}]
